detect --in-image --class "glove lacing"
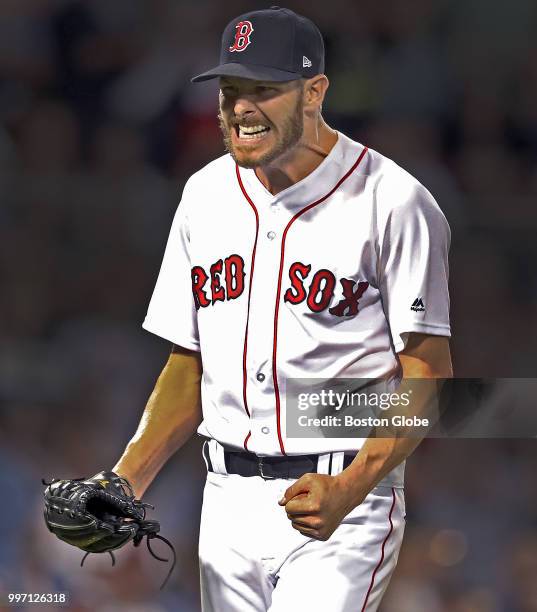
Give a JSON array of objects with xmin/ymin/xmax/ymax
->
[{"xmin": 43, "ymin": 476, "xmax": 177, "ymax": 590}]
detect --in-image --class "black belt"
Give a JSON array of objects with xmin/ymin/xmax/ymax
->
[{"xmin": 204, "ymin": 443, "xmax": 356, "ymax": 480}]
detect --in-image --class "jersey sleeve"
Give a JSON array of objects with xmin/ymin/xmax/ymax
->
[
  {"xmin": 142, "ymin": 181, "xmax": 200, "ymax": 351},
  {"xmin": 377, "ymin": 176, "xmax": 451, "ymax": 353}
]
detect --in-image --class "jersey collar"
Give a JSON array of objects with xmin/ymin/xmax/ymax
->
[{"xmin": 237, "ymin": 131, "xmax": 364, "ymax": 212}]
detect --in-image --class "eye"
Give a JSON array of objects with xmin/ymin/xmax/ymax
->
[
  {"xmin": 255, "ymin": 86, "xmax": 276, "ymax": 94},
  {"xmin": 221, "ymin": 86, "xmax": 237, "ymax": 97}
]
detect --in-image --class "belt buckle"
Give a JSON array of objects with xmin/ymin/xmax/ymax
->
[{"xmin": 258, "ymin": 457, "xmax": 275, "ymax": 480}]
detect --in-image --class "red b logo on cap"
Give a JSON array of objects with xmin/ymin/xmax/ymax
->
[{"xmin": 229, "ymin": 20, "xmax": 254, "ymax": 52}]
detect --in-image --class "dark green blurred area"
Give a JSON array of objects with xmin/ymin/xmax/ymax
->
[{"xmin": 1, "ymin": 1, "xmax": 536, "ymax": 610}]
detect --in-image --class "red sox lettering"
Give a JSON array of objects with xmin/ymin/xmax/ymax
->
[
  {"xmin": 284, "ymin": 262, "xmax": 369, "ymax": 315},
  {"xmin": 191, "ymin": 255, "xmax": 369, "ymax": 316},
  {"xmin": 191, "ymin": 254, "xmax": 245, "ymax": 309},
  {"xmin": 328, "ymin": 278, "xmax": 370, "ymax": 316}
]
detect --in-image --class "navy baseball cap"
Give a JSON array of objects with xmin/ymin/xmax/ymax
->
[{"xmin": 191, "ymin": 6, "xmax": 325, "ymax": 83}]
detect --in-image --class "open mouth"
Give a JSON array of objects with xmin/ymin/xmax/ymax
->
[{"xmin": 235, "ymin": 124, "xmax": 271, "ymax": 141}]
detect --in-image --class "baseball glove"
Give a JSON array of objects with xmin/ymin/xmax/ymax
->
[{"xmin": 42, "ymin": 470, "xmax": 176, "ymax": 589}]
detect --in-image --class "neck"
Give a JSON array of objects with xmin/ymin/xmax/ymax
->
[{"xmin": 254, "ymin": 120, "xmax": 338, "ymax": 195}]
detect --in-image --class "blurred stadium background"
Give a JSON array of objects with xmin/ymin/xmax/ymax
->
[{"xmin": 1, "ymin": 0, "xmax": 537, "ymax": 610}]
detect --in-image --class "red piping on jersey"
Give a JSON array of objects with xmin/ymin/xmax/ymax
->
[
  {"xmin": 360, "ymin": 487, "xmax": 396, "ymax": 611},
  {"xmin": 272, "ymin": 147, "xmax": 369, "ymax": 454},
  {"xmin": 236, "ymin": 147, "xmax": 368, "ymax": 455},
  {"xmin": 243, "ymin": 431, "xmax": 251, "ymax": 451},
  {"xmin": 236, "ymin": 164, "xmax": 259, "ymax": 419}
]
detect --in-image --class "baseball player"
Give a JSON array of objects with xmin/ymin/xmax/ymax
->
[{"xmin": 112, "ymin": 7, "xmax": 453, "ymax": 611}]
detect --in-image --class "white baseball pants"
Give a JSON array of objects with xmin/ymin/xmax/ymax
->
[{"xmin": 199, "ymin": 465, "xmax": 405, "ymax": 611}]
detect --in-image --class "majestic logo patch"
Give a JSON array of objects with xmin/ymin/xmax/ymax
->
[
  {"xmin": 229, "ymin": 20, "xmax": 254, "ymax": 53},
  {"xmin": 411, "ymin": 297, "xmax": 425, "ymax": 312}
]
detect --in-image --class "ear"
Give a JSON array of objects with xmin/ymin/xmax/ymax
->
[{"xmin": 303, "ymin": 75, "xmax": 329, "ymax": 112}]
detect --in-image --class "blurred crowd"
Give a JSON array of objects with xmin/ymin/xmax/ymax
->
[{"xmin": 1, "ymin": 0, "xmax": 537, "ymax": 610}]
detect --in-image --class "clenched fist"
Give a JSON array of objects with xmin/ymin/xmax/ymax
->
[{"xmin": 278, "ymin": 473, "xmax": 366, "ymax": 541}]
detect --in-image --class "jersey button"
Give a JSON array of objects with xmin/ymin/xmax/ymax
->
[
  {"xmin": 267, "ymin": 231, "xmax": 276, "ymax": 240},
  {"xmin": 256, "ymin": 373, "xmax": 265, "ymax": 382},
  {"xmin": 261, "ymin": 426, "xmax": 270, "ymax": 434}
]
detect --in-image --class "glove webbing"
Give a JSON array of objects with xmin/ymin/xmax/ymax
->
[{"xmin": 43, "ymin": 477, "xmax": 177, "ymax": 590}]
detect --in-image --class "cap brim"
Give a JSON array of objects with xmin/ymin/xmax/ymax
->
[{"xmin": 191, "ymin": 62, "xmax": 301, "ymax": 83}]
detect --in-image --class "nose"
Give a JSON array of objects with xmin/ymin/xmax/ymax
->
[{"xmin": 233, "ymin": 96, "xmax": 257, "ymax": 121}]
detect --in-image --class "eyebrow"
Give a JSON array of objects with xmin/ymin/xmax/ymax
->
[{"xmin": 220, "ymin": 80, "xmax": 280, "ymax": 87}]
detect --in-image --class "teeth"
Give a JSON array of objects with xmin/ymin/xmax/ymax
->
[
  {"xmin": 238, "ymin": 125, "xmax": 270, "ymax": 138},
  {"xmin": 240, "ymin": 125, "xmax": 268, "ymax": 133}
]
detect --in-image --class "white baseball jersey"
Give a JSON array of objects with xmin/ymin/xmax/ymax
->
[{"xmin": 143, "ymin": 131, "xmax": 450, "ymax": 484}]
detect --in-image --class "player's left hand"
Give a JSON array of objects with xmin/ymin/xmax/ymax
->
[{"xmin": 278, "ymin": 473, "xmax": 365, "ymax": 541}]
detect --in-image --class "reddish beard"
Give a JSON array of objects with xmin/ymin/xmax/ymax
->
[{"xmin": 218, "ymin": 93, "xmax": 304, "ymax": 168}]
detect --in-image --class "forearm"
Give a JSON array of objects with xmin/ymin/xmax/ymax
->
[
  {"xmin": 338, "ymin": 435, "xmax": 422, "ymax": 511},
  {"xmin": 338, "ymin": 361, "xmax": 451, "ymax": 510},
  {"xmin": 113, "ymin": 351, "xmax": 203, "ymax": 498}
]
